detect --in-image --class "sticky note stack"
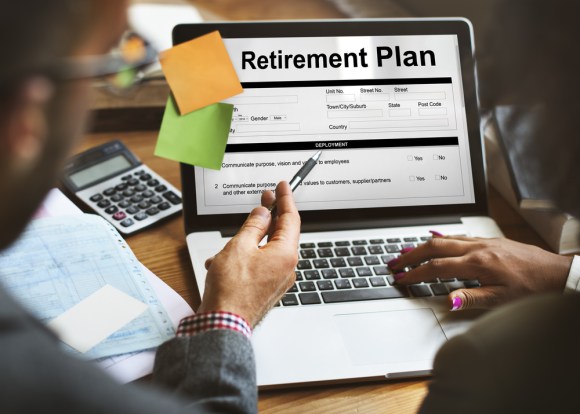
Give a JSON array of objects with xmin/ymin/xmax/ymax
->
[{"xmin": 155, "ymin": 31, "xmax": 243, "ymax": 170}]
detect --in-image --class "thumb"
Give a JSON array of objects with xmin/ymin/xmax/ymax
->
[
  {"xmin": 233, "ymin": 206, "xmax": 272, "ymax": 246},
  {"xmin": 204, "ymin": 255, "xmax": 215, "ymax": 270},
  {"xmin": 449, "ymin": 287, "xmax": 504, "ymax": 311}
]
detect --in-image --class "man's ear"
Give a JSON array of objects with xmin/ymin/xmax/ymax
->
[{"xmin": 1, "ymin": 77, "xmax": 54, "ymax": 171}]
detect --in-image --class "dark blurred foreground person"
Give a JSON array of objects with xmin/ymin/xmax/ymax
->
[
  {"xmin": 396, "ymin": 1, "xmax": 580, "ymax": 412},
  {"xmin": 0, "ymin": 1, "xmax": 300, "ymax": 413}
]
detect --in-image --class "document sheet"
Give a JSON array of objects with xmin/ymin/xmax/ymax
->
[
  {"xmin": 0, "ymin": 214, "xmax": 175, "ymax": 359},
  {"xmin": 195, "ymin": 34, "xmax": 475, "ymax": 214}
]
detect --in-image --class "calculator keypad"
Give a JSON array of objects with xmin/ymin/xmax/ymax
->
[{"xmin": 81, "ymin": 167, "xmax": 182, "ymax": 235}]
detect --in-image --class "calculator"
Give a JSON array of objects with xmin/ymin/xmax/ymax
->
[{"xmin": 61, "ymin": 140, "xmax": 182, "ymax": 235}]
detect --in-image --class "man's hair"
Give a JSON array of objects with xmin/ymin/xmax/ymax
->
[
  {"xmin": 479, "ymin": 0, "xmax": 580, "ymax": 217},
  {"xmin": 0, "ymin": 1, "xmax": 91, "ymax": 89}
]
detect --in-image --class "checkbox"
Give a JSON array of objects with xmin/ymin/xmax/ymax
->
[
  {"xmin": 433, "ymin": 154, "xmax": 439, "ymax": 160},
  {"xmin": 435, "ymin": 175, "xmax": 440, "ymax": 180},
  {"xmin": 409, "ymin": 176, "xmax": 415, "ymax": 181},
  {"xmin": 407, "ymin": 155, "xmax": 413, "ymax": 161}
]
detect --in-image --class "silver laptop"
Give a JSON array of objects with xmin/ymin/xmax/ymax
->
[{"xmin": 177, "ymin": 19, "xmax": 502, "ymax": 387}]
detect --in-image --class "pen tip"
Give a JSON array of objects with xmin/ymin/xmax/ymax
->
[{"xmin": 313, "ymin": 150, "xmax": 322, "ymax": 160}]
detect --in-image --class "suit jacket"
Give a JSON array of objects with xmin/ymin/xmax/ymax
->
[
  {"xmin": 420, "ymin": 293, "xmax": 580, "ymax": 413},
  {"xmin": 0, "ymin": 286, "xmax": 256, "ymax": 413}
]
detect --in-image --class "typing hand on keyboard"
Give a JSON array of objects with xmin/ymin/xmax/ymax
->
[
  {"xmin": 284, "ymin": 236, "xmax": 450, "ymax": 307},
  {"xmin": 389, "ymin": 233, "xmax": 573, "ymax": 312}
]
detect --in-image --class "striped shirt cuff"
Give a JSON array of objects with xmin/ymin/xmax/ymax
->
[{"xmin": 176, "ymin": 311, "xmax": 252, "ymax": 339}]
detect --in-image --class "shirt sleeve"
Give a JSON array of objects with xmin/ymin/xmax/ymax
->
[
  {"xmin": 564, "ymin": 255, "xmax": 580, "ymax": 293},
  {"xmin": 176, "ymin": 311, "xmax": 252, "ymax": 339}
]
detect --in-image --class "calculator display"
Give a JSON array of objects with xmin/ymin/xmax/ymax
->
[{"xmin": 69, "ymin": 155, "xmax": 132, "ymax": 188}]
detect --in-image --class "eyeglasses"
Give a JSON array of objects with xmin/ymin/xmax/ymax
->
[{"xmin": 56, "ymin": 31, "xmax": 157, "ymax": 95}]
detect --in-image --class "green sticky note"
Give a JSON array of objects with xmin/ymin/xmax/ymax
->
[{"xmin": 154, "ymin": 96, "xmax": 233, "ymax": 170}]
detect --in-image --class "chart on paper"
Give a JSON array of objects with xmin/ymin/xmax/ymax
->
[{"xmin": 0, "ymin": 215, "xmax": 174, "ymax": 359}]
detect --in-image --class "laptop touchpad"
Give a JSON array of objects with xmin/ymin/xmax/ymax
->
[{"xmin": 335, "ymin": 308, "xmax": 447, "ymax": 366}]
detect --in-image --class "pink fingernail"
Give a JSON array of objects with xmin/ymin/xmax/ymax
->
[
  {"xmin": 429, "ymin": 230, "xmax": 444, "ymax": 237},
  {"xmin": 394, "ymin": 272, "xmax": 406, "ymax": 281},
  {"xmin": 387, "ymin": 258, "xmax": 399, "ymax": 267},
  {"xmin": 451, "ymin": 296, "xmax": 463, "ymax": 311},
  {"xmin": 400, "ymin": 247, "xmax": 414, "ymax": 254}
]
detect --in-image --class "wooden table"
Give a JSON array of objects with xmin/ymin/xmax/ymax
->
[{"xmin": 78, "ymin": 130, "xmax": 549, "ymax": 413}]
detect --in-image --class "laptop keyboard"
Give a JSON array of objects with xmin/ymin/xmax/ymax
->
[{"xmin": 279, "ymin": 235, "xmax": 480, "ymax": 307}]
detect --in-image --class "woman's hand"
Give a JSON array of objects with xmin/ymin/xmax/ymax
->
[{"xmin": 389, "ymin": 235, "xmax": 573, "ymax": 311}]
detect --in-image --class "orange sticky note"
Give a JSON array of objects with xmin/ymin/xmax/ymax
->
[{"xmin": 159, "ymin": 31, "xmax": 243, "ymax": 115}]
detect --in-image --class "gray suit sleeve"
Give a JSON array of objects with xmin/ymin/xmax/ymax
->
[
  {"xmin": 0, "ymin": 287, "xmax": 257, "ymax": 414},
  {"xmin": 153, "ymin": 330, "xmax": 257, "ymax": 414}
]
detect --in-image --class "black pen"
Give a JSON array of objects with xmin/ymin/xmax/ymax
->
[{"xmin": 268, "ymin": 150, "xmax": 322, "ymax": 212}]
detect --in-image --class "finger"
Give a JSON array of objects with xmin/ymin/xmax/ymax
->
[
  {"xmin": 390, "ymin": 238, "xmax": 475, "ymax": 271},
  {"xmin": 426, "ymin": 232, "xmax": 480, "ymax": 243},
  {"xmin": 264, "ymin": 181, "xmax": 301, "ymax": 249},
  {"xmin": 449, "ymin": 287, "xmax": 506, "ymax": 311},
  {"xmin": 204, "ymin": 255, "xmax": 215, "ymax": 270},
  {"xmin": 261, "ymin": 189, "xmax": 278, "ymax": 240},
  {"xmin": 394, "ymin": 256, "xmax": 475, "ymax": 284},
  {"xmin": 429, "ymin": 230, "xmax": 445, "ymax": 238},
  {"xmin": 232, "ymin": 206, "xmax": 272, "ymax": 247},
  {"xmin": 261, "ymin": 189, "xmax": 275, "ymax": 209},
  {"xmin": 443, "ymin": 235, "xmax": 481, "ymax": 242}
]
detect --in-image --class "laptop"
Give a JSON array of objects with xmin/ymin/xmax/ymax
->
[{"xmin": 176, "ymin": 19, "xmax": 503, "ymax": 387}]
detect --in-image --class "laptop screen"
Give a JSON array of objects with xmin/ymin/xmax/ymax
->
[
  {"xmin": 195, "ymin": 34, "xmax": 474, "ymax": 215},
  {"xmin": 177, "ymin": 21, "xmax": 486, "ymax": 233}
]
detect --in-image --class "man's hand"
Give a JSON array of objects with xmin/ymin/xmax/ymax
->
[
  {"xmin": 197, "ymin": 181, "xmax": 300, "ymax": 327},
  {"xmin": 390, "ymin": 235, "xmax": 573, "ymax": 310}
]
